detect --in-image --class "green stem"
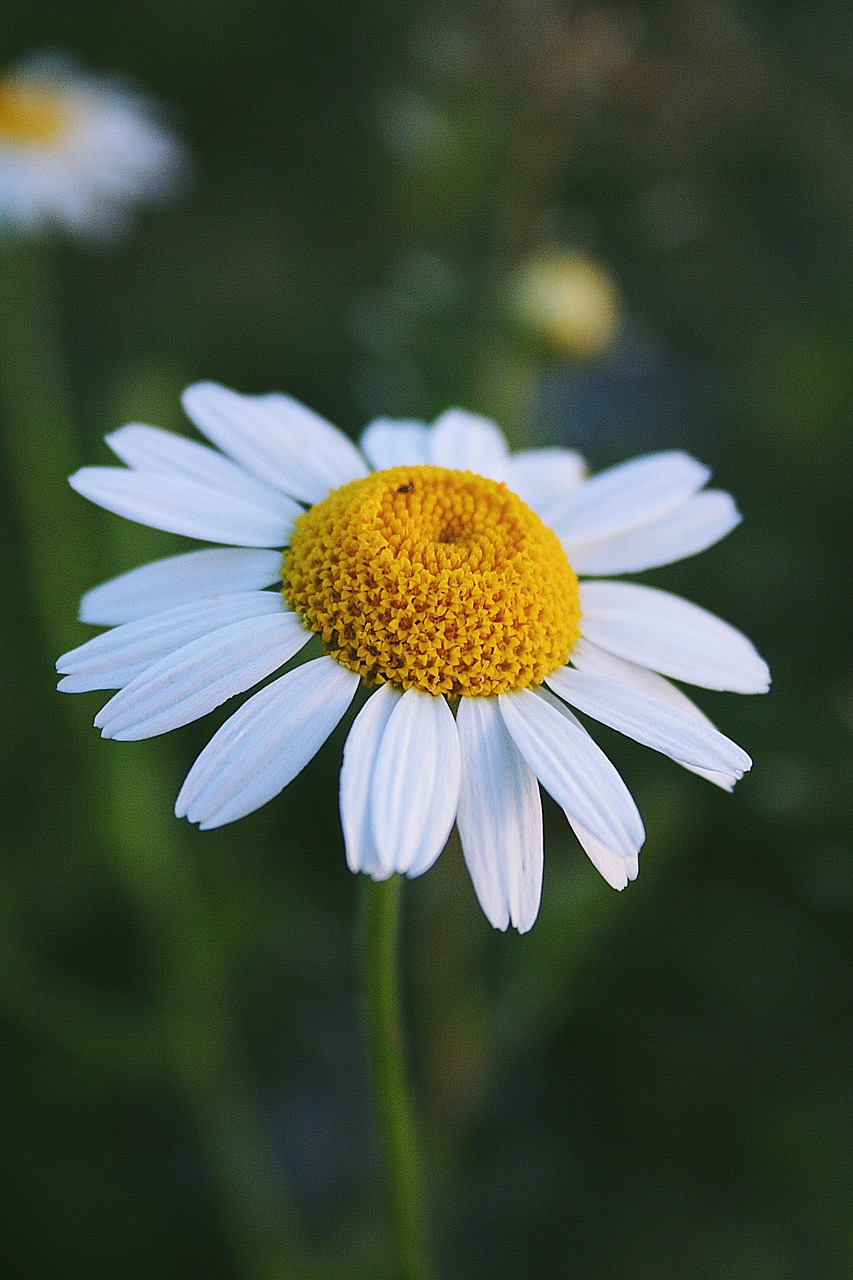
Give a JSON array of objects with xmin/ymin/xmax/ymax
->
[
  {"xmin": 0, "ymin": 237, "xmax": 312, "ymax": 1280},
  {"xmin": 0, "ymin": 237, "xmax": 98, "ymax": 659},
  {"xmin": 360, "ymin": 875, "xmax": 434, "ymax": 1280}
]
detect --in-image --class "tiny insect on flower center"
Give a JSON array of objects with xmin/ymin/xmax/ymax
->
[
  {"xmin": 0, "ymin": 76, "xmax": 70, "ymax": 146},
  {"xmin": 282, "ymin": 465, "xmax": 581, "ymax": 697}
]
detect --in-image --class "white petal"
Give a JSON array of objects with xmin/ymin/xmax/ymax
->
[
  {"xmin": 456, "ymin": 697, "xmax": 543, "ymax": 933},
  {"xmin": 569, "ymin": 637, "xmax": 741, "ymax": 788},
  {"xmin": 94, "ymin": 613, "xmax": 312, "ymax": 740},
  {"xmin": 176, "ymin": 656, "xmax": 359, "ymax": 829},
  {"xmin": 339, "ymin": 684, "xmax": 403, "ymax": 878},
  {"xmin": 69, "ymin": 467, "xmax": 297, "ymax": 547},
  {"xmin": 427, "ymin": 409, "xmax": 509, "ymax": 478},
  {"xmin": 545, "ymin": 664, "xmax": 752, "ymax": 778},
  {"xmin": 568, "ymin": 819, "xmax": 639, "ymax": 890},
  {"xmin": 78, "ymin": 549, "xmax": 283, "ymax": 626},
  {"xmin": 505, "ymin": 447, "xmax": 586, "ymax": 517},
  {"xmin": 579, "ymin": 581, "xmax": 771, "ymax": 693},
  {"xmin": 498, "ymin": 687, "xmax": 644, "ymax": 858},
  {"xmin": 547, "ymin": 451, "xmax": 710, "ymax": 546},
  {"xmin": 57, "ymin": 592, "xmax": 285, "ymax": 691},
  {"xmin": 261, "ymin": 393, "xmax": 370, "ymax": 494},
  {"xmin": 105, "ymin": 423, "xmax": 288, "ymax": 508},
  {"xmin": 359, "ymin": 418, "xmax": 430, "ymax": 470},
  {"xmin": 182, "ymin": 382, "xmax": 368, "ymax": 505},
  {"xmin": 567, "ymin": 490, "xmax": 741, "ymax": 575},
  {"xmin": 368, "ymin": 689, "xmax": 461, "ymax": 878}
]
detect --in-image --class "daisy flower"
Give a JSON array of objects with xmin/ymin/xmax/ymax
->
[
  {"xmin": 0, "ymin": 53, "xmax": 184, "ymax": 237},
  {"xmin": 58, "ymin": 384, "xmax": 769, "ymax": 932}
]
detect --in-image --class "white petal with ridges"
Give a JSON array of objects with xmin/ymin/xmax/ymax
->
[
  {"xmin": 566, "ymin": 490, "xmax": 741, "ymax": 575},
  {"xmin": 94, "ymin": 612, "xmax": 312, "ymax": 740},
  {"xmin": 69, "ymin": 467, "xmax": 297, "ymax": 547},
  {"xmin": 57, "ymin": 592, "xmax": 286, "ymax": 691},
  {"xmin": 368, "ymin": 688, "xmax": 461, "ymax": 878},
  {"xmin": 569, "ymin": 638, "xmax": 741, "ymax": 788},
  {"xmin": 568, "ymin": 819, "xmax": 639, "ymax": 890},
  {"xmin": 78, "ymin": 549, "xmax": 283, "ymax": 626},
  {"xmin": 183, "ymin": 382, "xmax": 368, "ymax": 505},
  {"xmin": 261, "ymin": 392, "xmax": 370, "ymax": 495},
  {"xmin": 456, "ymin": 697, "xmax": 543, "ymax": 933},
  {"xmin": 498, "ymin": 687, "xmax": 644, "ymax": 858},
  {"xmin": 544, "ymin": 664, "xmax": 751, "ymax": 778},
  {"xmin": 340, "ymin": 684, "xmax": 403, "ymax": 878},
  {"xmin": 359, "ymin": 419, "xmax": 430, "ymax": 470},
  {"xmin": 175, "ymin": 656, "xmax": 359, "ymax": 829},
  {"xmin": 547, "ymin": 451, "xmax": 710, "ymax": 546},
  {"xmin": 505, "ymin": 447, "xmax": 586, "ymax": 516},
  {"xmin": 427, "ymin": 409, "xmax": 509, "ymax": 478},
  {"xmin": 579, "ymin": 581, "xmax": 771, "ymax": 693},
  {"xmin": 105, "ymin": 423, "xmax": 287, "ymax": 508}
]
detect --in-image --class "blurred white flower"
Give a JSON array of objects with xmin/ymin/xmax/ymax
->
[
  {"xmin": 0, "ymin": 53, "xmax": 185, "ymax": 238},
  {"xmin": 59, "ymin": 385, "xmax": 769, "ymax": 932}
]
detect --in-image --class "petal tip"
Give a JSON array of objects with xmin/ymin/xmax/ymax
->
[
  {"xmin": 181, "ymin": 379, "xmax": 232, "ymax": 419},
  {"xmin": 512, "ymin": 913, "xmax": 536, "ymax": 934},
  {"xmin": 744, "ymin": 664, "xmax": 771, "ymax": 695}
]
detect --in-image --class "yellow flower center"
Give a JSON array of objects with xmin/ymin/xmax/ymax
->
[
  {"xmin": 0, "ymin": 76, "xmax": 69, "ymax": 146},
  {"xmin": 282, "ymin": 465, "xmax": 581, "ymax": 697}
]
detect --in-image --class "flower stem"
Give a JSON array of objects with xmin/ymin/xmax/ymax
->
[
  {"xmin": 0, "ymin": 236, "xmax": 98, "ymax": 659},
  {"xmin": 360, "ymin": 875, "xmax": 434, "ymax": 1280},
  {"xmin": 0, "ymin": 237, "xmax": 313, "ymax": 1280}
]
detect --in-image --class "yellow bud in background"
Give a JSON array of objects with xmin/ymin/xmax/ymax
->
[{"xmin": 508, "ymin": 250, "xmax": 622, "ymax": 359}]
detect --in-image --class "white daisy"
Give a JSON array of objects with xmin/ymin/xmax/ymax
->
[
  {"xmin": 59, "ymin": 383, "xmax": 769, "ymax": 933},
  {"xmin": 0, "ymin": 53, "xmax": 184, "ymax": 237}
]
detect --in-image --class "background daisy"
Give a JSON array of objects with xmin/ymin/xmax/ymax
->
[{"xmin": 0, "ymin": 52, "xmax": 184, "ymax": 237}]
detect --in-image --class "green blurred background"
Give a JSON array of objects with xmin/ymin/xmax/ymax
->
[{"xmin": 1, "ymin": 2, "xmax": 851, "ymax": 1277}]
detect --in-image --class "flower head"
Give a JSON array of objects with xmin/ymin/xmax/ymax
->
[
  {"xmin": 59, "ymin": 385, "xmax": 769, "ymax": 932},
  {"xmin": 0, "ymin": 53, "xmax": 184, "ymax": 238}
]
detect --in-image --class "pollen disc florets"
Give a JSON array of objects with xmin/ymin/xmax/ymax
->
[
  {"xmin": 282, "ymin": 465, "xmax": 581, "ymax": 697},
  {"xmin": 0, "ymin": 76, "xmax": 69, "ymax": 146}
]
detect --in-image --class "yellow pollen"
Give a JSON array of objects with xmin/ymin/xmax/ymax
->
[
  {"xmin": 0, "ymin": 76, "xmax": 70, "ymax": 147},
  {"xmin": 282, "ymin": 465, "xmax": 581, "ymax": 697}
]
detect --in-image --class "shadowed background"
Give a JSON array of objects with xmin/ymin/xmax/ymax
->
[{"xmin": 1, "ymin": 2, "xmax": 851, "ymax": 1277}]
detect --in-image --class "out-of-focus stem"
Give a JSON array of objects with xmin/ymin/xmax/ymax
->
[
  {"xmin": 0, "ymin": 237, "xmax": 98, "ymax": 658},
  {"xmin": 0, "ymin": 237, "xmax": 313, "ymax": 1280}
]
